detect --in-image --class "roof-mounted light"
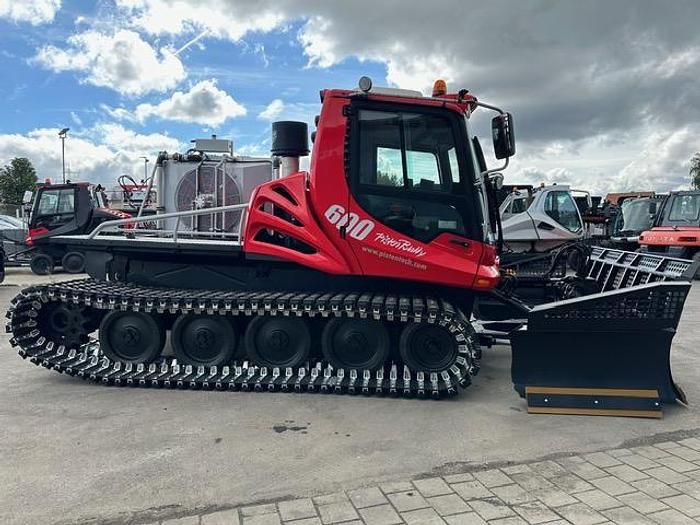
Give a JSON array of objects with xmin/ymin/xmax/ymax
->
[
  {"xmin": 358, "ymin": 76, "xmax": 373, "ymax": 93},
  {"xmin": 432, "ymin": 79, "xmax": 447, "ymax": 97}
]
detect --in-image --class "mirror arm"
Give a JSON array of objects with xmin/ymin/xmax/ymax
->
[{"xmin": 472, "ymin": 100, "xmax": 510, "ymax": 178}]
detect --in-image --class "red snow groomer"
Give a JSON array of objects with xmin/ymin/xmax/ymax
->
[{"xmin": 7, "ymin": 78, "xmax": 698, "ymax": 417}]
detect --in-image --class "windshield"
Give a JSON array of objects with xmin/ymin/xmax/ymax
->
[
  {"xmin": 666, "ymin": 194, "xmax": 700, "ymax": 224},
  {"xmin": 614, "ymin": 199, "xmax": 655, "ymax": 234}
]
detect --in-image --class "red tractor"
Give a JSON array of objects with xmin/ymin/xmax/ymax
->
[
  {"xmin": 7, "ymin": 78, "xmax": 696, "ymax": 412},
  {"xmin": 639, "ymin": 190, "xmax": 700, "ymax": 274}
]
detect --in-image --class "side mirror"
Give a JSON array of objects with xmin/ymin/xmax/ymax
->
[
  {"xmin": 22, "ymin": 190, "xmax": 33, "ymax": 205},
  {"xmin": 489, "ymin": 172, "xmax": 504, "ymax": 190},
  {"xmin": 492, "ymin": 113, "xmax": 516, "ymax": 159}
]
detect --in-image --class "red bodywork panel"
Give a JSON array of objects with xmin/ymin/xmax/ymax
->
[
  {"xmin": 244, "ymin": 89, "xmax": 500, "ymax": 291},
  {"xmin": 640, "ymin": 227, "xmax": 700, "ymax": 247}
]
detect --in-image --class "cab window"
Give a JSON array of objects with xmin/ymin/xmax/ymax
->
[
  {"xmin": 354, "ymin": 108, "xmax": 468, "ymax": 242},
  {"xmin": 544, "ymin": 191, "xmax": 581, "ymax": 233},
  {"xmin": 668, "ymin": 194, "xmax": 699, "ymax": 222},
  {"xmin": 37, "ymin": 189, "xmax": 75, "ymax": 216}
]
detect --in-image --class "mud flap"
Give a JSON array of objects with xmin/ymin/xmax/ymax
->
[{"xmin": 511, "ymin": 281, "xmax": 691, "ymax": 416}]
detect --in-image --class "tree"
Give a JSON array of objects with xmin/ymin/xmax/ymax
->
[
  {"xmin": 691, "ymin": 153, "xmax": 700, "ymax": 190},
  {"xmin": 0, "ymin": 157, "xmax": 38, "ymax": 205}
]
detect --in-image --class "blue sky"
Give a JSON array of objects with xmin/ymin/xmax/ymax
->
[{"xmin": 0, "ymin": 1, "xmax": 699, "ymax": 193}]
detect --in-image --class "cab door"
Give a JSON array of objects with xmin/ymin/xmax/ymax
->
[{"xmin": 342, "ymin": 102, "xmax": 488, "ymax": 288}]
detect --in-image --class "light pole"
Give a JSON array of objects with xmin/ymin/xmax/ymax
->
[
  {"xmin": 139, "ymin": 156, "xmax": 149, "ymax": 181},
  {"xmin": 58, "ymin": 128, "xmax": 69, "ymax": 183}
]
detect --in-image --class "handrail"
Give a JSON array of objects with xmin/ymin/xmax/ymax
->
[{"xmin": 88, "ymin": 202, "xmax": 250, "ymax": 239}]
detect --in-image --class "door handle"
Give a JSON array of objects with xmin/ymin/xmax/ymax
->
[
  {"xmin": 449, "ymin": 239, "xmax": 471, "ymax": 248},
  {"xmin": 537, "ymin": 221, "xmax": 556, "ymax": 231}
]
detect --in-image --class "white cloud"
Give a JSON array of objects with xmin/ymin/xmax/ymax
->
[
  {"xmin": 34, "ymin": 29, "xmax": 185, "ymax": 96},
  {"xmin": 0, "ymin": 0, "xmax": 61, "ymax": 25},
  {"xmin": 133, "ymin": 79, "xmax": 246, "ymax": 125},
  {"xmin": 258, "ymin": 99, "xmax": 284, "ymax": 121},
  {"xmin": 0, "ymin": 126, "xmax": 180, "ymax": 185}
]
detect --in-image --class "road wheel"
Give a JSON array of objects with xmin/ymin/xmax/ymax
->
[
  {"xmin": 399, "ymin": 323, "xmax": 458, "ymax": 372},
  {"xmin": 61, "ymin": 251, "xmax": 85, "ymax": 274},
  {"xmin": 99, "ymin": 311, "xmax": 165, "ymax": 363},
  {"xmin": 245, "ymin": 316, "xmax": 310, "ymax": 368},
  {"xmin": 172, "ymin": 314, "xmax": 237, "ymax": 366},
  {"xmin": 30, "ymin": 253, "xmax": 54, "ymax": 275},
  {"xmin": 322, "ymin": 318, "xmax": 389, "ymax": 371}
]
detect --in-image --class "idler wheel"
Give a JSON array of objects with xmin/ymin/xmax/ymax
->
[
  {"xmin": 399, "ymin": 323, "xmax": 458, "ymax": 372},
  {"xmin": 38, "ymin": 302, "xmax": 90, "ymax": 349}
]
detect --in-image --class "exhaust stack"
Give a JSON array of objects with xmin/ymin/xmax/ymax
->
[{"xmin": 271, "ymin": 121, "xmax": 309, "ymax": 178}]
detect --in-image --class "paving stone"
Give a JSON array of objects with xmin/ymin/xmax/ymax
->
[
  {"xmin": 468, "ymin": 497, "xmax": 516, "ymax": 521},
  {"xmin": 679, "ymin": 437, "xmax": 700, "ymax": 451},
  {"xmin": 379, "ymin": 481, "xmax": 414, "ymax": 494},
  {"xmin": 529, "ymin": 460, "xmax": 569, "ymax": 478},
  {"xmin": 357, "ymin": 504, "xmax": 402, "ymax": 525},
  {"xmin": 316, "ymin": 501, "xmax": 358, "ymax": 524},
  {"xmin": 473, "ymin": 469, "xmax": 513, "ymax": 488},
  {"xmin": 242, "ymin": 505, "xmax": 278, "ymax": 517},
  {"xmin": 618, "ymin": 453, "xmax": 660, "ymax": 471},
  {"xmin": 672, "ymin": 480, "xmax": 700, "ymax": 498},
  {"xmin": 532, "ymin": 486, "xmax": 578, "ymax": 508},
  {"xmin": 348, "ymin": 487, "xmax": 388, "ymax": 509},
  {"xmin": 617, "ymin": 491, "xmax": 669, "ymax": 514},
  {"xmin": 648, "ymin": 508, "xmax": 699, "ymax": 524},
  {"xmin": 487, "ymin": 518, "xmax": 529, "ymax": 525},
  {"xmin": 386, "ymin": 490, "xmax": 429, "ymax": 512},
  {"xmin": 451, "ymin": 480, "xmax": 493, "ymax": 500},
  {"xmin": 574, "ymin": 489, "xmax": 623, "ymax": 511},
  {"xmin": 631, "ymin": 446, "xmax": 671, "ymax": 460},
  {"xmin": 427, "ymin": 494, "xmax": 471, "ymax": 516},
  {"xmin": 589, "ymin": 475, "xmax": 636, "ymax": 496},
  {"xmin": 656, "ymin": 455, "xmax": 699, "ymax": 473},
  {"xmin": 560, "ymin": 460, "xmax": 608, "ymax": 481},
  {"xmin": 668, "ymin": 446, "xmax": 700, "ymax": 462},
  {"xmin": 443, "ymin": 473, "xmax": 474, "ymax": 484},
  {"xmin": 502, "ymin": 464, "xmax": 533, "ymax": 475},
  {"xmin": 277, "ymin": 499, "xmax": 317, "ymax": 521},
  {"xmin": 242, "ymin": 515, "xmax": 281, "ymax": 525},
  {"xmin": 655, "ymin": 441, "xmax": 682, "ymax": 451},
  {"xmin": 604, "ymin": 464, "xmax": 648, "ymax": 483},
  {"xmin": 510, "ymin": 473, "xmax": 554, "ymax": 492},
  {"xmin": 630, "ymin": 477, "xmax": 681, "ymax": 498},
  {"xmin": 162, "ymin": 517, "xmax": 200, "ymax": 525},
  {"xmin": 313, "ymin": 493, "xmax": 348, "ymax": 506},
  {"xmin": 201, "ymin": 509, "xmax": 241, "ymax": 525},
  {"xmin": 601, "ymin": 506, "xmax": 656, "ymax": 525},
  {"xmin": 556, "ymin": 502, "xmax": 607, "ymax": 525},
  {"xmin": 513, "ymin": 500, "xmax": 561, "ymax": 524},
  {"xmin": 413, "ymin": 477, "xmax": 453, "ymax": 497},
  {"xmin": 491, "ymin": 484, "xmax": 537, "ymax": 505},
  {"xmin": 583, "ymin": 452, "xmax": 622, "ymax": 469},
  {"xmin": 661, "ymin": 494, "xmax": 700, "ymax": 517},
  {"xmin": 550, "ymin": 473, "xmax": 594, "ymax": 494},
  {"xmin": 645, "ymin": 466, "xmax": 691, "ymax": 485},
  {"xmin": 608, "ymin": 448, "xmax": 634, "ymax": 458},
  {"xmin": 283, "ymin": 519, "xmax": 321, "ymax": 525},
  {"xmin": 400, "ymin": 507, "xmax": 446, "ymax": 524},
  {"xmin": 444, "ymin": 512, "xmax": 487, "ymax": 525}
]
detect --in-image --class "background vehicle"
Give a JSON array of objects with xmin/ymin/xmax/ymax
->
[
  {"xmin": 606, "ymin": 196, "xmax": 663, "ymax": 251},
  {"xmin": 640, "ymin": 190, "xmax": 700, "ymax": 274}
]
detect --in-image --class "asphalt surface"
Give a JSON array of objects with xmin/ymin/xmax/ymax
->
[{"xmin": 1, "ymin": 269, "xmax": 698, "ymax": 524}]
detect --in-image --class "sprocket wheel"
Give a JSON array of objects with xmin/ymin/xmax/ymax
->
[{"xmin": 38, "ymin": 302, "xmax": 91, "ymax": 349}]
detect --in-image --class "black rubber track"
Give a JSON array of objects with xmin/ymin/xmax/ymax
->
[{"xmin": 6, "ymin": 279, "xmax": 481, "ymax": 399}]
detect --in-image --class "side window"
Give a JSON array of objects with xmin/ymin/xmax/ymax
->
[
  {"xmin": 544, "ymin": 191, "xmax": 582, "ymax": 233},
  {"xmin": 37, "ymin": 190, "xmax": 60, "ymax": 216},
  {"xmin": 355, "ymin": 108, "xmax": 467, "ymax": 242},
  {"xmin": 511, "ymin": 197, "xmax": 528, "ymax": 214}
]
